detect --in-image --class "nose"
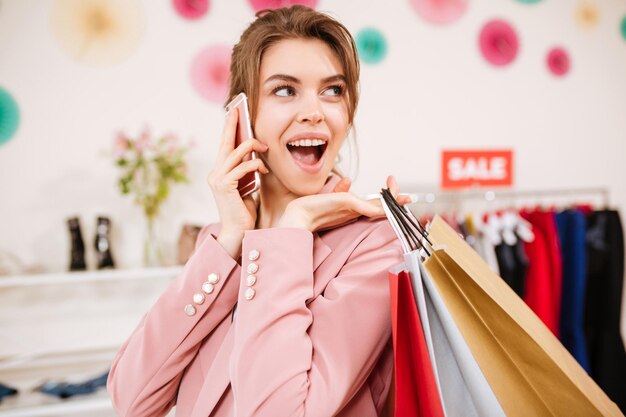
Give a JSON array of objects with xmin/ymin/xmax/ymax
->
[{"xmin": 296, "ymin": 95, "xmax": 324, "ymax": 124}]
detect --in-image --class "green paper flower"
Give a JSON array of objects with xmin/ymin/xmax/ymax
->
[
  {"xmin": 356, "ymin": 28, "xmax": 388, "ymax": 65},
  {"xmin": 0, "ymin": 88, "xmax": 20, "ymax": 146},
  {"xmin": 621, "ymin": 16, "xmax": 626, "ymax": 41},
  {"xmin": 515, "ymin": 0, "xmax": 542, "ymax": 4}
]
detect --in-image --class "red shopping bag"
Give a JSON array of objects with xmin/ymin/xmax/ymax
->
[{"xmin": 389, "ymin": 269, "xmax": 445, "ymax": 417}]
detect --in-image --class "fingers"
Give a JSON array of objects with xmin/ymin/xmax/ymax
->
[
  {"xmin": 397, "ymin": 194, "xmax": 413, "ymax": 205},
  {"xmin": 333, "ymin": 177, "xmax": 351, "ymax": 193},
  {"xmin": 208, "ymin": 155, "xmax": 268, "ymax": 193},
  {"xmin": 387, "ymin": 175, "xmax": 400, "ymax": 198},
  {"xmin": 243, "ymin": 194, "xmax": 259, "ymax": 215},
  {"xmin": 336, "ymin": 192, "xmax": 384, "ymax": 218},
  {"xmin": 226, "ymin": 158, "xmax": 269, "ymax": 184},
  {"xmin": 217, "ymin": 107, "xmax": 239, "ymax": 161},
  {"xmin": 386, "ymin": 175, "xmax": 413, "ymax": 205},
  {"xmin": 208, "ymin": 112, "xmax": 268, "ymax": 193},
  {"xmin": 221, "ymin": 139, "xmax": 269, "ymax": 174},
  {"xmin": 355, "ymin": 197, "xmax": 385, "ymax": 217}
]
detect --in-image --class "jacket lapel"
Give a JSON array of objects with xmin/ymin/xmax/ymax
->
[
  {"xmin": 311, "ymin": 173, "xmax": 341, "ymax": 272},
  {"xmin": 312, "ymin": 232, "xmax": 331, "ymax": 271}
]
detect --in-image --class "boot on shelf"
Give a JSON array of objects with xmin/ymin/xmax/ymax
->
[
  {"xmin": 67, "ymin": 216, "xmax": 86, "ymax": 271},
  {"xmin": 94, "ymin": 216, "xmax": 115, "ymax": 269}
]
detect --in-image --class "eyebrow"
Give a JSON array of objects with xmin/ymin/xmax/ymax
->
[{"xmin": 263, "ymin": 74, "xmax": 346, "ymax": 85}]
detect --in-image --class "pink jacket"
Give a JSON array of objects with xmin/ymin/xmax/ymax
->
[{"xmin": 107, "ymin": 176, "xmax": 403, "ymax": 416}]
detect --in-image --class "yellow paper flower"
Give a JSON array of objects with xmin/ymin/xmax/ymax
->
[
  {"xmin": 50, "ymin": 0, "xmax": 144, "ymax": 66},
  {"xmin": 575, "ymin": 1, "xmax": 600, "ymax": 30}
]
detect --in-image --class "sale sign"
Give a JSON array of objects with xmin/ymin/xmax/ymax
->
[{"xmin": 441, "ymin": 150, "xmax": 513, "ymax": 189}]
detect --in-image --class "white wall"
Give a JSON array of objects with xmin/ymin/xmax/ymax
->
[{"xmin": 1, "ymin": 0, "xmax": 625, "ymax": 272}]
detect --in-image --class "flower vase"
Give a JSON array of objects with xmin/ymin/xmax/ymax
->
[{"xmin": 144, "ymin": 216, "xmax": 164, "ymax": 267}]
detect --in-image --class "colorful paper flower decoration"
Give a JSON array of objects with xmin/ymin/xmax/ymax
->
[
  {"xmin": 248, "ymin": 0, "xmax": 318, "ymax": 13},
  {"xmin": 621, "ymin": 16, "xmax": 626, "ymax": 41},
  {"xmin": 546, "ymin": 47, "xmax": 571, "ymax": 77},
  {"xmin": 50, "ymin": 0, "xmax": 144, "ymax": 67},
  {"xmin": 355, "ymin": 28, "xmax": 388, "ymax": 65},
  {"xmin": 479, "ymin": 20, "xmax": 519, "ymax": 67},
  {"xmin": 172, "ymin": 0, "xmax": 210, "ymax": 20},
  {"xmin": 190, "ymin": 45, "xmax": 232, "ymax": 104},
  {"xmin": 0, "ymin": 88, "xmax": 20, "ymax": 146},
  {"xmin": 409, "ymin": 0, "xmax": 468, "ymax": 25},
  {"xmin": 575, "ymin": 1, "xmax": 599, "ymax": 29}
]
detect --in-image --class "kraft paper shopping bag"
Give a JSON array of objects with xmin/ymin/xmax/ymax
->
[{"xmin": 424, "ymin": 215, "xmax": 623, "ymax": 417}]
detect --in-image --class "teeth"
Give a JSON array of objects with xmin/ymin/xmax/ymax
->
[{"xmin": 288, "ymin": 139, "xmax": 327, "ymax": 147}]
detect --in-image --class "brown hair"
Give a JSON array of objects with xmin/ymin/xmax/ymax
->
[{"xmin": 226, "ymin": 5, "xmax": 360, "ymax": 126}]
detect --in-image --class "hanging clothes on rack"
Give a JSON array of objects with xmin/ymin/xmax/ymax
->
[
  {"xmin": 585, "ymin": 210, "xmax": 626, "ymax": 411},
  {"xmin": 467, "ymin": 213, "xmax": 501, "ymax": 276},
  {"xmin": 556, "ymin": 208, "xmax": 591, "ymax": 373},
  {"xmin": 492, "ymin": 211, "xmax": 530, "ymax": 298},
  {"xmin": 520, "ymin": 209, "xmax": 563, "ymax": 338}
]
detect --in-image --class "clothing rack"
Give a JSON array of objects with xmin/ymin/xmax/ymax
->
[{"xmin": 404, "ymin": 186, "xmax": 610, "ymax": 208}]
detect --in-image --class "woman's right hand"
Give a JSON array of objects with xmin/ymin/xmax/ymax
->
[
  {"xmin": 277, "ymin": 175, "xmax": 411, "ymax": 233},
  {"xmin": 207, "ymin": 108, "xmax": 269, "ymax": 259}
]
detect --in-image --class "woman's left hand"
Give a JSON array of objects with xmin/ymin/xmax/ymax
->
[{"xmin": 277, "ymin": 175, "xmax": 412, "ymax": 232}]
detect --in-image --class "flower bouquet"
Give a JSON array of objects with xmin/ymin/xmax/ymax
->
[{"xmin": 112, "ymin": 128, "xmax": 192, "ymax": 266}]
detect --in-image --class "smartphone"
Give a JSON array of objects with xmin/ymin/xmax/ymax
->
[{"xmin": 225, "ymin": 92, "xmax": 261, "ymax": 197}]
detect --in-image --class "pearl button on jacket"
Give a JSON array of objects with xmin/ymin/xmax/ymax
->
[{"xmin": 107, "ymin": 175, "xmax": 403, "ymax": 417}]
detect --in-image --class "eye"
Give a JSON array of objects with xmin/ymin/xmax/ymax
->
[
  {"xmin": 322, "ymin": 84, "xmax": 345, "ymax": 97},
  {"xmin": 272, "ymin": 85, "xmax": 295, "ymax": 97}
]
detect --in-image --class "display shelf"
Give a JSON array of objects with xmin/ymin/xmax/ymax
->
[
  {"xmin": 0, "ymin": 266, "xmax": 183, "ymax": 416},
  {"xmin": 0, "ymin": 265, "xmax": 184, "ymax": 288},
  {"xmin": 0, "ymin": 348, "xmax": 116, "ymax": 372}
]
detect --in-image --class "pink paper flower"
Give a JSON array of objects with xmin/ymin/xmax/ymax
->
[
  {"xmin": 172, "ymin": 0, "xmax": 210, "ymax": 20},
  {"xmin": 546, "ymin": 47, "xmax": 570, "ymax": 77},
  {"xmin": 410, "ymin": 0, "xmax": 468, "ymax": 25},
  {"xmin": 190, "ymin": 44, "xmax": 232, "ymax": 103},
  {"xmin": 248, "ymin": 0, "xmax": 318, "ymax": 12},
  {"xmin": 479, "ymin": 19, "xmax": 519, "ymax": 67}
]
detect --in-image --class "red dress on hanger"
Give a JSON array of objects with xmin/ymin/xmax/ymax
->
[{"xmin": 519, "ymin": 209, "xmax": 563, "ymax": 337}]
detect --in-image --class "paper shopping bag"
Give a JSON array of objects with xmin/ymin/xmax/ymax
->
[
  {"xmin": 389, "ymin": 268, "xmax": 445, "ymax": 417},
  {"xmin": 409, "ymin": 252, "xmax": 506, "ymax": 417},
  {"xmin": 423, "ymin": 215, "xmax": 623, "ymax": 417}
]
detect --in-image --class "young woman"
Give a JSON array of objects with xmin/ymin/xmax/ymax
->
[{"xmin": 107, "ymin": 5, "xmax": 410, "ymax": 416}]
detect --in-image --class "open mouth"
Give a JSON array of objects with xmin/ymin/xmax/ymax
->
[{"xmin": 286, "ymin": 139, "xmax": 328, "ymax": 171}]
